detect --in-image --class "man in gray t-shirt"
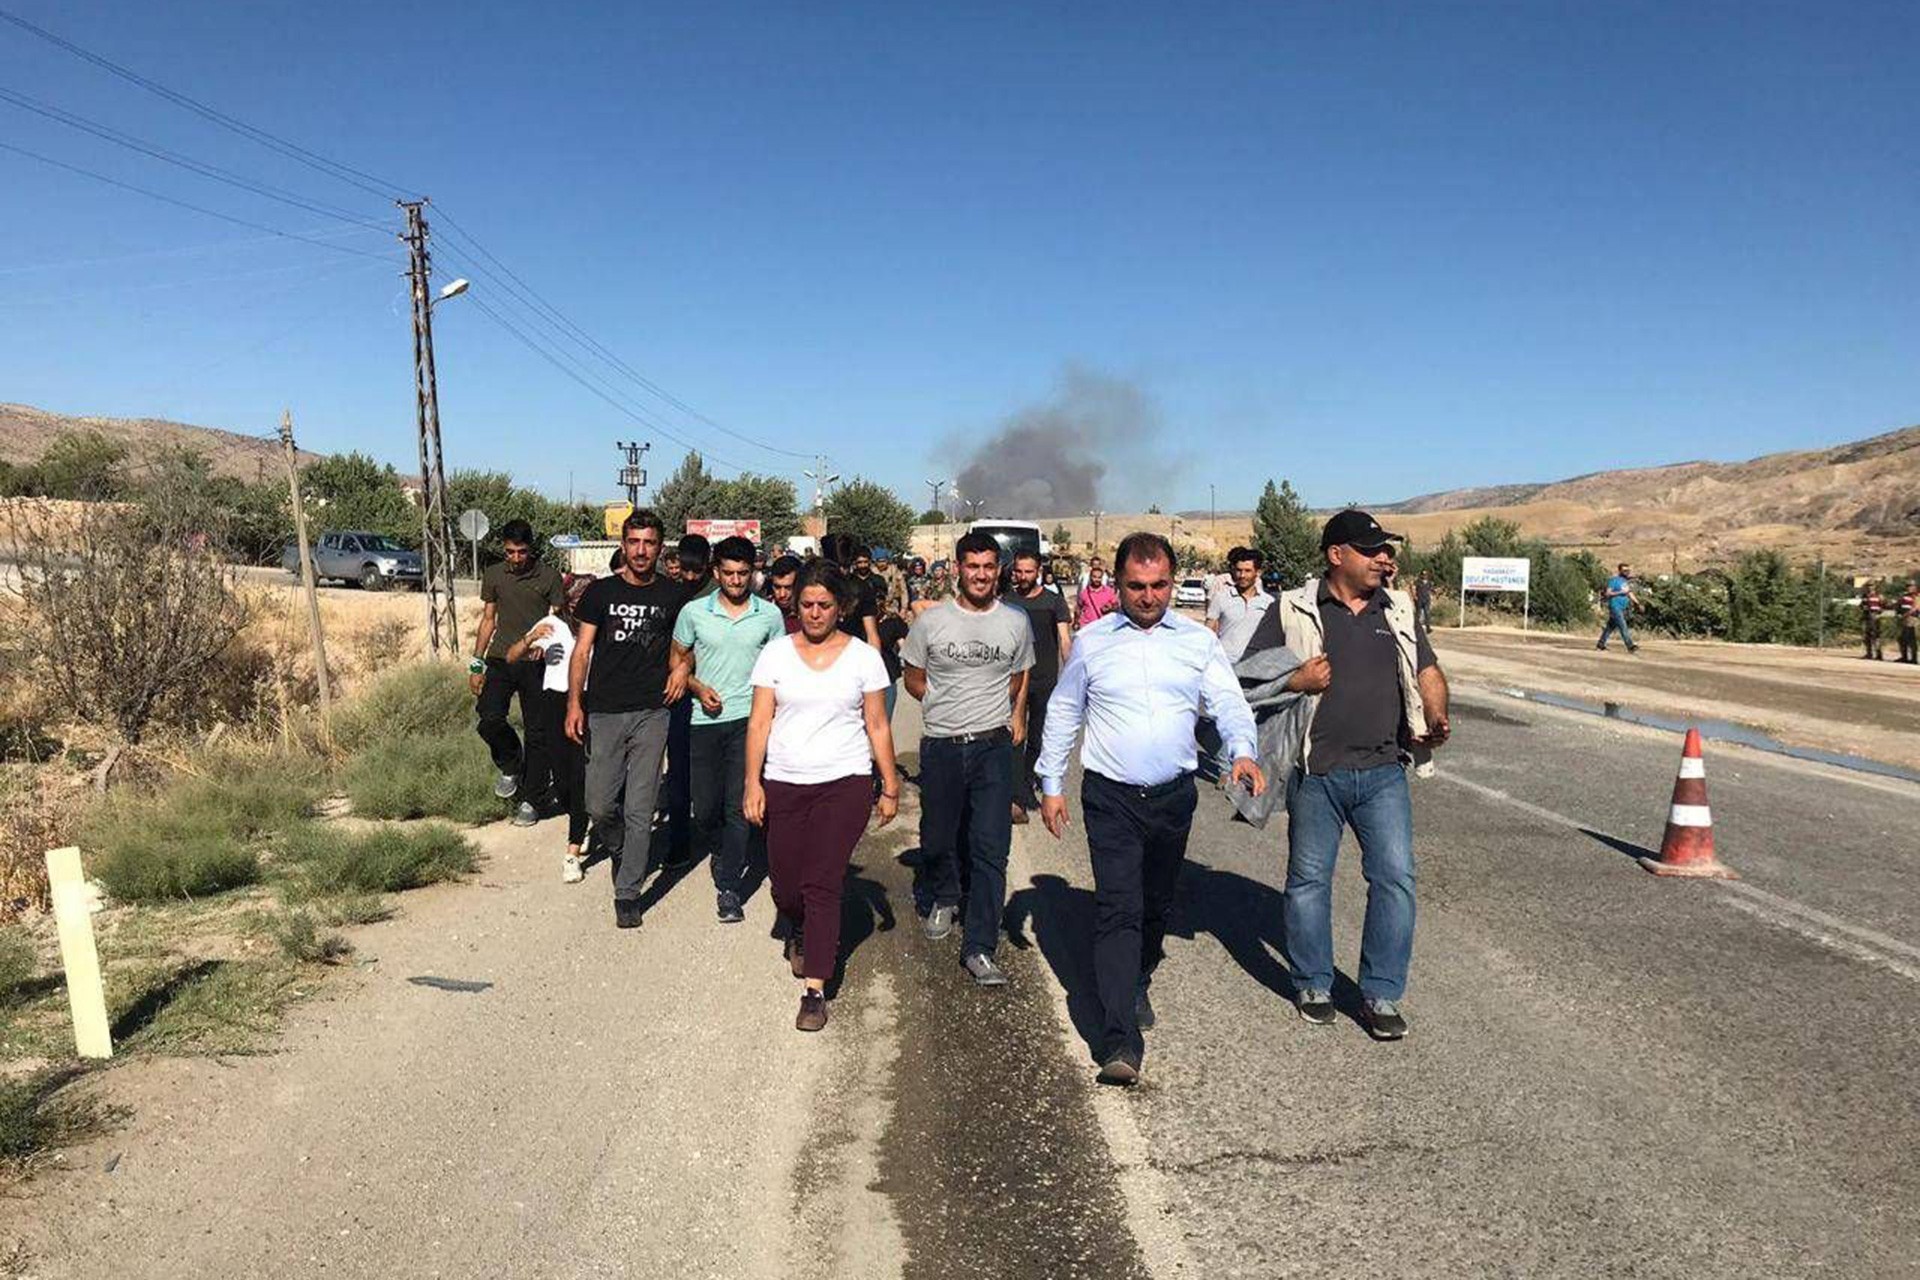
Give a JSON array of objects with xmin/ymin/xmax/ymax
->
[{"xmin": 902, "ymin": 533, "xmax": 1035, "ymax": 985}]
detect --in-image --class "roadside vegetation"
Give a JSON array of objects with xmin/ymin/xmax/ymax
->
[{"xmin": 0, "ymin": 454, "xmax": 504, "ymax": 1176}]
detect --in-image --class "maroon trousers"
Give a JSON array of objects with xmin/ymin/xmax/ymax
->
[{"xmin": 765, "ymin": 774, "xmax": 873, "ymax": 982}]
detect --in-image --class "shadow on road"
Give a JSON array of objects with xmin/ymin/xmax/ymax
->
[
  {"xmin": 1007, "ymin": 861, "xmax": 1391, "ymax": 1051},
  {"xmin": 828, "ymin": 860, "xmax": 898, "ymax": 999}
]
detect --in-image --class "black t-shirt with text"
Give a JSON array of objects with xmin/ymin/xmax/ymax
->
[
  {"xmin": 574, "ymin": 574, "xmax": 690, "ymax": 714},
  {"xmin": 1003, "ymin": 587, "xmax": 1072, "ymax": 685}
]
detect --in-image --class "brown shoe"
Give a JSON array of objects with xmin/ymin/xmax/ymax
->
[
  {"xmin": 785, "ymin": 936, "xmax": 806, "ymax": 979},
  {"xmin": 1011, "ymin": 804, "xmax": 1030, "ymax": 825},
  {"xmin": 796, "ymin": 990, "xmax": 828, "ymax": 1032}
]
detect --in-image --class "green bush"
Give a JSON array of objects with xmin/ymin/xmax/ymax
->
[
  {"xmin": 82, "ymin": 769, "xmax": 318, "ymax": 904},
  {"xmin": 331, "ymin": 662, "xmax": 474, "ymax": 752},
  {"xmin": 279, "ymin": 823, "xmax": 478, "ymax": 895},
  {"xmin": 113, "ymin": 960, "xmax": 304, "ymax": 1056},
  {"xmin": 262, "ymin": 910, "xmax": 353, "ymax": 964},
  {"xmin": 341, "ymin": 729, "xmax": 501, "ymax": 823},
  {"xmin": 308, "ymin": 892, "xmax": 392, "ymax": 926}
]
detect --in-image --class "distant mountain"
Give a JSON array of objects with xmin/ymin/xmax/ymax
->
[
  {"xmin": 1375, "ymin": 426, "xmax": 1920, "ymax": 538},
  {"xmin": 0, "ymin": 403, "xmax": 321, "ymax": 482}
]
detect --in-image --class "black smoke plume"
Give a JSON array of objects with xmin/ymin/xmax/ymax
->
[{"xmin": 946, "ymin": 366, "xmax": 1182, "ymax": 517}]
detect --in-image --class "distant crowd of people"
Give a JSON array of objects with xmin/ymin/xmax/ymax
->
[{"xmin": 467, "ymin": 508, "xmax": 1450, "ymax": 1081}]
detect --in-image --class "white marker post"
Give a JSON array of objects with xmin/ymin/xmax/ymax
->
[{"xmin": 44, "ymin": 846, "xmax": 112, "ymax": 1059}]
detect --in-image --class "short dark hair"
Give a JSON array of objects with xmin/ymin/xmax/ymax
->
[
  {"xmin": 1229, "ymin": 546, "xmax": 1262, "ymax": 569},
  {"xmin": 677, "ymin": 533, "xmax": 711, "ymax": 574},
  {"xmin": 766, "ymin": 554, "xmax": 802, "ymax": 581},
  {"xmin": 499, "ymin": 518, "xmax": 534, "ymax": 546},
  {"xmin": 1114, "ymin": 532, "xmax": 1175, "ymax": 574},
  {"xmin": 955, "ymin": 531, "xmax": 1001, "ymax": 561},
  {"xmin": 608, "ymin": 547, "xmax": 625, "ymax": 571},
  {"xmin": 794, "ymin": 559, "xmax": 853, "ymax": 613},
  {"xmin": 712, "ymin": 535, "xmax": 756, "ymax": 568},
  {"xmin": 622, "ymin": 509, "xmax": 665, "ymax": 538},
  {"xmin": 1011, "ymin": 548, "xmax": 1043, "ymax": 568}
]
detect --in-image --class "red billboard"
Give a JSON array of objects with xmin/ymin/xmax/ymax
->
[{"xmin": 685, "ymin": 519, "xmax": 763, "ymax": 545}]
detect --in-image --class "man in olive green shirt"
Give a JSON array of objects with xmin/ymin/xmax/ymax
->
[{"xmin": 472, "ymin": 519, "xmax": 566, "ymax": 815}]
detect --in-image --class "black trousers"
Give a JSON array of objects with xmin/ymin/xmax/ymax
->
[
  {"xmin": 1082, "ymin": 770, "xmax": 1198, "ymax": 1062},
  {"xmin": 1011, "ymin": 681, "xmax": 1053, "ymax": 810},
  {"xmin": 689, "ymin": 718, "xmax": 750, "ymax": 891},
  {"xmin": 662, "ymin": 695, "xmax": 693, "ymax": 860},
  {"xmin": 476, "ymin": 658, "xmax": 548, "ymax": 800},
  {"xmin": 534, "ymin": 689, "xmax": 588, "ymax": 845}
]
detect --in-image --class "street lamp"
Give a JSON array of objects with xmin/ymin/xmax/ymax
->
[
  {"xmin": 433, "ymin": 277, "xmax": 470, "ymax": 306},
  {"xmin": 803, "ymin": 467, "xmax": 840, "ymax": 511},
  {"xmin": 1088, "ymin": 509, "xmax": 1103, "ymax": 553}
]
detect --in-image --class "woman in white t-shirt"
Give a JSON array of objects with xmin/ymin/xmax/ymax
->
[{"xmin": 744, "ymin": 561, "xmax": 900, "ymax": 1033}]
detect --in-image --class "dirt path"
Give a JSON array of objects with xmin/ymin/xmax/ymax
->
[
  {"xmin": 1435, "ymin": 626, "xmax": 1920, "ymax": 771},
  {"xmin": 1, "ymin": 701, "xmax": 1159, "ymax": 1278}
]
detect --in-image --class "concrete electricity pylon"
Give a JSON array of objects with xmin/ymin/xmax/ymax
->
[
  {"xmin": 401, "ymin": 199, "xmax": 460, "ymax": 658},
  {"xmin": 617, "ymin": 440, "xmax": 650, "ymax": 507}
]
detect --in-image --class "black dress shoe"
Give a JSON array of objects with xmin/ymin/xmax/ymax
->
[{"xmin": 614, "ymin": 899, "xmax": 643, "ymax": 929}]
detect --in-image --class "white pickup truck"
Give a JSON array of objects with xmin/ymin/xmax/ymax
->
[{"xmin": 282, "ymin": 530, "xmax": 424, "ymax": 591}]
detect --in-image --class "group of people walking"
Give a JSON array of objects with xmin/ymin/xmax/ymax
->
[{"xmin": 469, "ymin": 506, "xmax": 1451, "ymax": 1084}]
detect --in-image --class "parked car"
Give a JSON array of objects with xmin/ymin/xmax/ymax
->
[
  {"xmin": 282, "ymin": 531, "xmax": 424, "ymax": 591},
  {"xmin": 1175, "ymin": 577, "xmax": 1209, "ymax": 609}
]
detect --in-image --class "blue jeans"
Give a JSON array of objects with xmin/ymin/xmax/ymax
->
[
  {"xmin": 1282, "ymin": 764, "xmax": 1415, "ymax": 1002},
  {"xmin": 916, "ymin": 734, "xmax": 1014, "ymax": 957},
  {"xmin": 1597, "ymin": 611, "xmax": 1635, "ymax": 650}
]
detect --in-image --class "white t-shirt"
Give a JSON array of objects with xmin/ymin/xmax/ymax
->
[
  {"xmin": 750, "ymin": 635, "xmax": 889, "ymax": 785},
  {"xmin": 527, "ymin": 617, "xmax": 576, "ymax": 693}
]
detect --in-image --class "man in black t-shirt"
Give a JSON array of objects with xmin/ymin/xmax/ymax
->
[
  {"xmin": 567, "ymin": 511, "xmax": 691, "ymax": 928},
  {"xmin": 1003, "ymin": 549, "xmax": 1073, "ymax": 822}
]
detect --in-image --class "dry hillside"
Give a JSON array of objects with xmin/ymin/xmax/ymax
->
[
  {"xmin": 919, "ymin": 425, "xmax": 1920, "ymax": 575},
  {"xmin": 0, "ymin": 403, "xmax": 320, "ymax": 482}
]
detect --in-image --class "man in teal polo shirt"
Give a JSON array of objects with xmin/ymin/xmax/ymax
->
[{"xmin": 670, "ymin": 535, "xmax": 786, "ymax": 922}]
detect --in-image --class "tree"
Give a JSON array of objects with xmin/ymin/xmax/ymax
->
[
  {"xmin": 20, "ymin": 430, "xmax": 130, "ymax": 499},
  {"xmin": 916, "ymin": 508, "xmax": 948, "ymax": 526},
  {"xmin": 699, "ymin": 474, "xmax": 801, "ymax": 545},
  {"xmin": 299, "ymin": 452, "xmax": 414, "ymax": 543},
  {"xmin": 1251, "ymin": 478, "xmax": 1320, "ymax": 589},
  {"xmin": 650, "ymin": 452, "xmax": 716, "ymax": 536},
  {"xmin": 822, "ymin": 477, "xmax": 915, "ymax": 556},
  {"xmin": 445, "ymin": 469, "xmax": 601, "ymax": 568},
  {"xmin": 1050, "ymin": 522, "xmax": 1072, "ymax": 552},
  {"xmin": 1146, "ymin": 503, "xmax": 1162, "ymax": 515},
  {"xmin": 3, "ymin": 485, "xmax": 249, "ymax": 743}
]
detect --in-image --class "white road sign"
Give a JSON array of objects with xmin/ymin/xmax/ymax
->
[{"xmin": 1461, "ymin": 556, "xmax": 1531, "ymax": 592}]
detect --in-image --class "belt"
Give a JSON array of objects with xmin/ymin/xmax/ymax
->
[
  {"xmin": 1085, "ymin": 769, "xmax": 1195, "ymax": 799},
  {"xmin": 923, "ymin": 726, "xmax": 1012, "ymax": 747}
]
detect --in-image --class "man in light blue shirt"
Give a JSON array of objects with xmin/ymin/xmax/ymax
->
[
  {"xmin": 670, "ymin": 536, "xmax": 786, "ymax": 923},
  {"xmin": 1037, "ymin": 532, "xmax": 1264, "ymax": 1086}
]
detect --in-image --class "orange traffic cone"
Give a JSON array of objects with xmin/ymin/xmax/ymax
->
[{"xmin": 1639, "ymin": 728, "xmax": 1736, "ymax": 879}]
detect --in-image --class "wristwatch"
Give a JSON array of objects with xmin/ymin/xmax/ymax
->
[{"xmin": 467, "ymin": 657, "xmax": 486, "ymax": 675}]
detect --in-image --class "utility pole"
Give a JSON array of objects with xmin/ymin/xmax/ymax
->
[
  {"xmin": 925, "ymin": 477, "xmax": 946, "ymax": 523},
  {"xmin": 1210, "ymin": 484, "xmax": 1216, "ymax": 541},
  {"xmin": 805, "ymin": 455, "xmax": 838, "ymax": 513},
  {"xmin": 1089, "ymin": 509, "xmax": 1103, "ymax": 554},
  {"xmin": 1816, "ymin": 556, "xmax": 1827, "ymax": 648},
  {"xmin": 401, "ymin": 199, "xmax": 459, "ymax": 658},
  {"xmin": 277, "ymin": 409, "xmax": 332, "ymax": 724},
  {"xmin": 616, "ymin": 440, "xmax": 650, "ymax": 507}
]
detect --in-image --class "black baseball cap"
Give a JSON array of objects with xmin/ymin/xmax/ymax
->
[{"xmin": 1319, "ymin": 508, "xmax": 1404, "ymax": 552}]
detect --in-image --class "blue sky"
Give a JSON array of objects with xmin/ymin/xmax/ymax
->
[{"xmin": 0, "ymin": 1, "xmax": 1914, "ymax": 513}]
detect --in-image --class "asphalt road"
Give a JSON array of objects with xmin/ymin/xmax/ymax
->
[
  {"xmin": 1010, "ymin": 684, "xmax": 1920, "ymax": 1278},
  {"xmin": 11, "ymin": 685, "xmax": 1917, "ymax": 1276}
]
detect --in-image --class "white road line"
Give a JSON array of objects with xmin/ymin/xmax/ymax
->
[{"xmin": 1435, "ymin": 771, "xmax": 1920, "ymax": 987}]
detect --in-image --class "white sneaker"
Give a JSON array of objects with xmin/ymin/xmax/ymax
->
[{"xmin": 561, "ymin": 855, "xmax": 584, "ymax": 884}]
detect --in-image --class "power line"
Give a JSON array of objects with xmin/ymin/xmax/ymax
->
[
  {"xmin": 430, "ymin": 207, "xmax": 814, "ymax": 460},
  {"xmin": 463, "ymin": 293, "xmax": 751, "ymax": 475},
  {"xmin": 0, "ymin": 5, "xmax": 409, "ymax": 202},
  {"xmin": 0, "ymin": 84, "xmax": 390, "ymax": 230},
  {"xmin": 0, "ymin": 139, "xmax": 399, "ymax": 261},
  {"xmin": 0, "ymin": 222, "xmax": 383, "ymax": 276}
]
